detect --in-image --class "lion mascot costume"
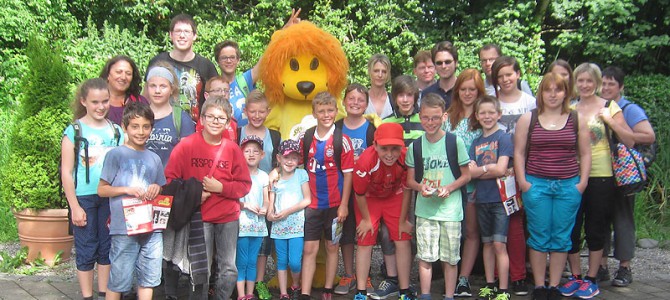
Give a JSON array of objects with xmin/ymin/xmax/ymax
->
[
  {"xmin": 258, "ymin": 21, "xmax": 349, "ymax": 289},
  {"xmin": 259, "ymin": 21, "xmax": 348, "ymax": 139}
]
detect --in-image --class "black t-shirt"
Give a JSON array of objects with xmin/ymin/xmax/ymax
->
[
  {"xmin": 421, "ymin": 82, "xmax": 453, "ymax": 110},
  {"xmin": 147, "ymin": 52, "xmax": 219, "ymax": 120}
]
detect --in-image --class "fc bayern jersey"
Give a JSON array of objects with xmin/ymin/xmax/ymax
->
[{"xmin": 304, "ymin": 128, "xmax": 354, "ymax": 209}]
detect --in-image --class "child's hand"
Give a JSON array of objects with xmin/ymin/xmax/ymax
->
[
  {"xmin": 420, "ymin": 184, "xmax": 436, "ymax": 197},
  {"xmin": 437, "ymin": 186, "xmax": 451, "ymax": 198},
  {"xmin": 356, "ymin": 219, "xmax": 373, "ymax": 239},
  {"xmin": 268, "ymin": 168, "xmax": 280, "ymax": 188},
  {"xmin": 202, "ymin": 176, "xmax": 223, "ymax": 193},
  {"xmin": 71, "ymin": 206, "xmax": 87, "ymax": 227},
  {"xmin": 126, "ymin": 187, "xmax": 145, "ymax": 198},
  {"xmin": 201, "ymin": 191, "xmax": 211, "ymax": 203},
  {"xmin": 336, "ymin": 204, "xmax": 348, "ymax": 223},
  {"xmin": 399, "ymin": 220, "xmax": 413, "ymax": 239},
  {"xmin": 273, "ymin": 211, "xmax": 287, "ymax": 221},
  {"xmin": 144, "ymin": 184, "xmax": 160, "ymax": 201},
  {"xmin": 245, "ymin": 203, "xmax": 261, "ymax": 214},
  {"xmin": 468, "ymin": 160, "xmax": 477, "ymax": 169},
  {"xmin": 258, "ymin": 207, "xmax": 267, "ymax": 216}
]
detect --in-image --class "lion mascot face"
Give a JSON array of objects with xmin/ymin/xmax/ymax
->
[{"xmin": 260, "ymin": 21, "xmax": 349, "ymax": 139}]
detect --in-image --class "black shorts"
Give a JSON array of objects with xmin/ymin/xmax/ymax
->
[
  {"xmin": 304, "ymin": 207, "xmax": 339, "ymax": 242},
  {"xmin": 340, "ymin": 198, "xmax": 356, "ymax": 245}
]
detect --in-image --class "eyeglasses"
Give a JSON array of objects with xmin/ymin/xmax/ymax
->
[
  {"xmin": 173, "ymin": 29, "xmax": 194, "ymax": 36},
  {"xmin": 204, "ymin": 114, "xmax": 228, "ymax": 123},
  {"xmin": 218, "ymin": 56, "xmax": 238, "ymax": 62},
  {"xmin": 207, "ymin": 88, "xmax": 230, "ymax": 94},
  {"xmin": 434, "ymin": 60, "xmax": 454, "ymax": 66},
  {"xmin": 420, "ymin": 116, "xmax": 443, "ymax": 123}
]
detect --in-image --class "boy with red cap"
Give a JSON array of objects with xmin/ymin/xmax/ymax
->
[{"xmin": 352, "ymin": 123, "xmax": 414, "ymax": 300}]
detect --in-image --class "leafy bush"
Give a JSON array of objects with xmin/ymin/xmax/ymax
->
[
  {"xmin": 625, "ymin": 74, "xmax": 670, "ymax": 239},
  {"xmin": 20, "ymin": 36, "xmax": 70, "ymax": 118},
  {"xmin": 1, "ymin": 108, "xmax": 71, "ymax": 210}
]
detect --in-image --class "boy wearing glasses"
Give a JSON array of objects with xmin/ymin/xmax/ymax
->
[
  {"xmin": 406, "ymin": 94, "xmax": 470, "ymax": 300},
  {"xmin": 165, "ymin": 95, "xmax": 252, "ymax": 300},
  {"xmin": 421, "ymin": 41, "xmax": 459, "ymax": 109},
  {"xmin": 148, "ymin": 13, "xmax": 218, "ymax": 121}
]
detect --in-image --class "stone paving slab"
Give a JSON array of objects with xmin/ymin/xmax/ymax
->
[{"xmin": 0, "ymin": 276, "xmax": 668, "ymax": 300}]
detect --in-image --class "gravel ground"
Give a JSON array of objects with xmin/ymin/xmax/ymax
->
[{"xmin": 1, "ymin": 242, "xmax": 669, "ymax": 284}]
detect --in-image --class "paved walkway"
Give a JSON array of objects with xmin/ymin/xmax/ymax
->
[{"xmin": 1, "ymin": 274, "xmax": 669, "ymax": 300}]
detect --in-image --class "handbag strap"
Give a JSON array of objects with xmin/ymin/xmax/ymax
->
[
  {"xmin": 208, "ymin": 138, "xmax": 228, "ymax": 177},
  {"xmin": 602, "ymin": 100, "xmax": 619, "ymax": 157}
]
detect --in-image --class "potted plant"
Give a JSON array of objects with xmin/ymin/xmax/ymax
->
[{"xmin": 0, "ymin": 36, "xmax": 73, "ymax": 266}]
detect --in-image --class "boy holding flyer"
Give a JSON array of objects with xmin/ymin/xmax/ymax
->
[
  {"xmin": 468, "ymin": 96, "xmax": 514, "ymax": 300},
  {"xmin": 98, "ymin": 102, "xmax": 167, "ymax": 300}
]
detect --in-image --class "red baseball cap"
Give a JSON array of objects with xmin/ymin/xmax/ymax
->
[{"xmin": 374, "ymin": 123, "xmax": 404, "ymax": 146}]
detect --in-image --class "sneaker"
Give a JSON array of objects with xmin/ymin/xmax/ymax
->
[
  {"xmin": 369, "ymin": 280, "xmax": 399, "ymax": 299},
  {"xmin": 512, "ymin": 280, "xmax": 529, "ymax": 296},
  {"xmin": 477, "ymin": 286, "xmax": 496, "ymax": 300},
  {"xmin": 531, "ymin": 286, "xmax": 547, "ymax": 300},
  {"xmin": 596, "ymin": 266, "xmax": 610, "ymax": 282},
  {"xmin": 454, "ymin": 276, "xmax": 472, "ymax": 297},
  {"xmin": 612, "ymin": 266, "xmax": 633, "ymax": 287},
  {"xmin": 354, "ymin": 292, "xmax": 368, "ymax": 300},
  {"xmin": 335, "ymin": 275, "xmax": 357, "ymax": 295},
  {"xmin": 558, "ymin": 276, "xmax": 583, "ymax": 296},
  {"xmin": 494, "ymin": 292, "xmax": 510, "ymax": 300},
  {"xmin": 321, "ymin": 292, "xmax": 333, "ymax": 300},
  {"xmin": 280, "ymin": 294, "xmax": 290, "ymax": 300},
  {"xmin": 256, "ymin": 282, "xmax": 272, "ymax": 300},
  {"xmin": 573, "ymin": 279, "xmax": 600, "ymax": 299},
  {"xmin": 289, "ymin": 287, "xmax": 301, "ymax": 300},
  {"xmin": 546, "ymin": 287, "xmax": 562, "ymax": 300},
  {"xmin": 399, "ymin": 293, "xmax": 416, "ymax": 300},
  {"xmin": 366, "ymin": 277, "xmax": 374, "ymax": 294}
]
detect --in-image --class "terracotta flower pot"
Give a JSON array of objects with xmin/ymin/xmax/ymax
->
[{"xmin": 14, "ymin": 208, "xmax": 74, "ymax": 266}]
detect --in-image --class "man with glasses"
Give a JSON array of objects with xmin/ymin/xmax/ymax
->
[
  {"xmin": 478, "ymin": 44, "xmax": 533, "ymax": 97},
  {"xmin": 147, "ymin": 13, "xmax": 219, "ymax": 122},
  {"xmin": 421, "ymin": 41, "xmax": 459, "ymax": 109}
]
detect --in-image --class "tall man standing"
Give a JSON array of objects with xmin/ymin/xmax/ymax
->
[
  {"xmin": 147, "ymin": 14, "xmax": 219, "ymax": 122},
  {"xmin": 421, "ymin": 41, "xmax": 458, "ymax": 109}
]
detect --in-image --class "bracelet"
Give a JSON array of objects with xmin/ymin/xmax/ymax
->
[{"xmin": 482, "ymin": 165, "xmax": 488, "ymax": 173}]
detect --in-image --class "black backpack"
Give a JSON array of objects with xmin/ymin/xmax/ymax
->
[
  {"xmin": 334, "ymin": 119, "xmax": 376, "ymax": 148},
  {"xmin": 71, "ymin": 119, "xmax": 122, "ymax": 187},
  {"xmin": 411, "ymin": 132, "xmax": 466, "ymax": 202},
  {"xmin": 236, "ymin": 127, "xmax": 282, "ymax": 168},
  {"xmin": 620, "ymin": 102, "xmax": 657, "ymax": 168}
]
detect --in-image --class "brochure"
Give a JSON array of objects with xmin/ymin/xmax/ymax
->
[{"xmin": 122, "ymin": 195, "xmax": 173, "ymax": 235}]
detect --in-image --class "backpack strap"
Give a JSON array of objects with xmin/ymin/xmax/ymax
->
[
  {"xmin": 104, "ymin": 119, "xmax": 122, "ymax": 146},
  {"xmin": 235, "ymin": 73, "xmax": 250, "ymax": 98},
  {"xmin": 172, "ymin": 105, "xmax": 182, "ymax": 140},
  {"xmin": 445, "ymin": 132, "xmax": 466, "ymax": 202},
  {"xmin": 525, "ymin": 108, "xmax": 539, "ymax": 158},
  {"xmin": 269, "ymin": 129, "xmax": 281, "ymax": 168},
  {"xmin": 412, "ymin": 138, "xmax": 424, "ymax": 183},
  {"xmin": 603, "ymin": 100, "xmax": 618, "ymax": 156},
  {"xmin": 303, "ymin": 126, "xmax": 316, "ymax": 167},
  {"xmin": 366, "ymin": 122, "xmax": 376, "ymax": 148},
  {"xmin": 72, "ymin": 120, "xmax": 90, "ymax": 187},
  {"xmin": 333, "ymin": 126, "xmax": 343, "ymax": 170}
]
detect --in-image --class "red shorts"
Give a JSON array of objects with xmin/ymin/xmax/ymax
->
[{"xmin": 354, "ymin": 194, "xmax": 412, "ymax": 246}]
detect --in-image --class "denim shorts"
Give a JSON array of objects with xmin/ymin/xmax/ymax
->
[
  {"xmin": 73, "ymin": 194, "xmax": 111, "ymax": 271},
  {"xmin": 476, "ymin": 202, "xmax": 510, "ymax": 243},
  {"xmin": 108, "ymin": 232, "xmax": 163, "ymax": 292}
]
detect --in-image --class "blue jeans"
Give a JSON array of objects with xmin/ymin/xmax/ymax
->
[
  {"xmin": 476, "ymin": 202, "xmax": 510, "ymax": 243},
  {"xmin": 108, "ymin": 232, "xmax": 162, "ymax": 292},
  {"xmin": 204, "ymin": 220, "xmax": 239, "ymax": 300},
  {"xmin": 524, "ymin": 175, "xmax": 581, "ymax": 252},
  {"xmin": 73, "ymin": 194, "xmax": 111, "ymax": 271}
]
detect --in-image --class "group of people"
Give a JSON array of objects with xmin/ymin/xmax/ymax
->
[{"xmin": 60, "ymin": 10, "xmax": 655, "ymax": 300}]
